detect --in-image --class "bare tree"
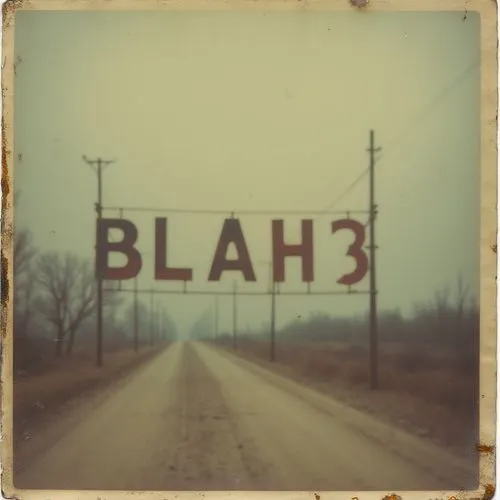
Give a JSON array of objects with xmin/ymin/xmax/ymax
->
[
  {"xmin": 413, "ymin": 274, "xmax": 476, "ymax": 356},
  {"xmin": 14, "ymin": 190, "xmax": 39, "ymax": 337},
  {"xmin": 37, "ymin": 252, "xmax": 98, "ymax": 357},
  {"xmin": 14, "ymin": 228, "xmax": 37, "ymax": 278},
  {"xmin": 14, "ymin": 227, "xmax": 38, "ymax": 337},
  {"xmin": 433, "ymin": 284, "xmax": 451, "ymax": 335},
  {"xmin": 454, "ymin": 274, "xmax": 470, "ymax": 338}
]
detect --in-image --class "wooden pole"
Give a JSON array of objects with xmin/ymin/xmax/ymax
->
[
  {"xmin": 232, "ymin": 281, "xmax": 237, "ymax": 350},
  {"xmin": 368, "ymin": 129, "xmax": 381, "ymax": 389},
  {"xmin": 83, "ymin": 155, "xmax": 115, "ymax": 367},
  {"xmin": 270, "ymin": 280, "xmax": 276, "ymax": 362},
  {"xmin": 134, "ymin": 276, "xmax": 139, "ymax": 351}
]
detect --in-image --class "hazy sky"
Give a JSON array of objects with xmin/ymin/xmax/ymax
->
[{"xmin": 14, "ymin": 10, "xmax": 480, "ymax": 337}]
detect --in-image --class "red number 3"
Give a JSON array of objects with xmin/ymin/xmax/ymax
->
[{"xmin": 331, "ymin": 219, "xmax": 369, "ymax": 285}]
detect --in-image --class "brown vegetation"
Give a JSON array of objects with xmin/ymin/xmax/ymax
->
[
  {"xmin": 214, "ymin": 277, "xmax": 479, "ymax": 458},
  {"xmin": 216, "ymin": 337, "xmax": 478, "ymax": 457},
  {"xmin": 226, "ymin": 339, "xmax": 475, "ymax": 410}
]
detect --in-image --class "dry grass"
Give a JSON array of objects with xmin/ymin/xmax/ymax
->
[
  {"xmin": 219, "ymin": 338, "xmax": 478, "ymax": 457},
  {"xmin": 232, "ymin": 339, "xmax": 476, "ymax": 411}
]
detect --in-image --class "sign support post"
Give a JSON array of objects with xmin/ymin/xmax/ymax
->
[
  {"xmin": 232, "ymin": 281, "xmax": 237, "ymax": 350},
  {"xmin": 134, "ymin": 276, "xmax": 139, "ymax": 352},
  {"xmin": 214, "ymin": 296, "xmax": 219, "ymax": 345},
  {"xmin": 368, "ymin": 130, "xmax": 381, "ymax": 389},
  {"xmin": 270, "ymin": 280, "xmax": 276, "ymax": 362},
  {"xmin": 150, "ymin": 288, "xmax": 155, "ymax": 346}
]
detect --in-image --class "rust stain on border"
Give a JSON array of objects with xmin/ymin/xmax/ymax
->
[
  {"xmin": 1, "ymin": 113, "xmax": 11, "ymax": 339},
  {"xmin": 349, "ymin": 0, "xmax": 370, "ymax": 10},
  {"xmin": 382, "ymin": 495, "xmax": 402, "ymax": 500},
  {"xmin": 1, "ymin": 0, "xmax": 13, "ymax": 344},
  {"xmin": 2, "ymin": 0, "xmax": 26, "ymax": 31},
  {"xmin": 482, "ymin": 484, "xmax": 495, "ymax": 500},
  {"xmin": 1, "ymin": 117, "xmax": 9, "ymax": 215},
  {"xmin": 0, "ymin": 251, "xmax": 8, "ymax": 307},
  {"xmin": 476, "ymin": 443, "xmax": 495, "ymax": 453}
]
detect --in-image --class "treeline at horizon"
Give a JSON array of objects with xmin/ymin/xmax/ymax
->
[{"xmin": 212, "ymin": 274, "xmax": 479, "ymax": 374}]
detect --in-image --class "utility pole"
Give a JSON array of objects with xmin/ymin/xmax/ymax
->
[
  {"xmin": 133, "ymin": 276, "xmax": 139, "ymax": 352},
  {"xmin": 232, "ymin": 281, "xmax": 237, "ymax": 350},
  {"xmin": 83, "ymin": 155, "xmax": 115, "ymax": 368},
  {"xmin": 368, "ymin": 130, "xmax": 381, "ymax": 389}
]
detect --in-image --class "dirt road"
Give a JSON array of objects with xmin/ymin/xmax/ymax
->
[{"xmin": 13, "ymin": 341, "xmax": 477, "ymax": 491}]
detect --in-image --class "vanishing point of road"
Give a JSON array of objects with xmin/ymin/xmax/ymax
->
[{"xmin": 13, "ymin": 341, "xmax": 477, "ymax": 491}]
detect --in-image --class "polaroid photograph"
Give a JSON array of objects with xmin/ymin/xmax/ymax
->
[{"xmin": 1, "ymin": 0, "xmax": 497, "ymax": 499}]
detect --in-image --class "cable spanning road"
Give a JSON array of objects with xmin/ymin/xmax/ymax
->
[{"xmin": 14, "ymin": 341, "xmax": 477, "ymax": 492}]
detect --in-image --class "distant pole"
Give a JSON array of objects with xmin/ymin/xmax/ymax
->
[
  {"xmin": 155, "ymin": 301, "xmax": 158, "ymax": 344},
  {"xmin": 268, "ymin": 262, "xmax": 276, "ymax": 362},
  {"xmin": 232, "ymin": 281, "xmax": 237, "ymax": 350},
  {"xmin": 160, "ymin": 309, "xmax": 164, "ymax": 342},
  {"xmin": 167, "ymin": 312, "xmax": 170, "ymax": 341},
  {"xmin": 166, "ymin": 313, "xmax": 169, "ymax": 341},
  {"xmin": 155, "ymin": 302, "xmax": 159, "ymax": 343},
  {"xmin": 161, "ymin": 310, "xmax": 165, "ymax": 342},
  {"xmin": 133, "ymin": 276, "xmax": 139, "ymax": 352},
  {"xmin": 270, "ymin": 280, "xmax": 276, "ymax": 362},
  {"xmin": 214, "ymin": 296, "xmax": 219, "ymax": 344},
  {"xmin": 150, "ymin": 288, "xmax": 155, "ymax": 347},
  {"xmin": 368, "ymin": 130, "xmax": 381, "ymax": 389},
  {"xmin": 118, "ymin": 208, "xmax": 123, "ymax": 292},
  {"xmin": 83, "ymin": 155, "xmax": 115, "ymax": 368},
  {"xmin": 157, "ymin": 308, "xmax": 161, "ymax": 343}
]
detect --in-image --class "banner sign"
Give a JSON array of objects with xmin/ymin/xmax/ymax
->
[{"xmin": 96, "ymin": 217, "xmax": 369, "ymax": 286}]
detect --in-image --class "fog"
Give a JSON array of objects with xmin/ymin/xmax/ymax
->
[{"xmin": 13, "ymin": 10, "xmax": 480, "ymax": 338}]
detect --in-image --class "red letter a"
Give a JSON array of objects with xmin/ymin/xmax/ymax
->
[{"xmin": 208, "ymin": 218, "xmax": 256, "ymax": 282}]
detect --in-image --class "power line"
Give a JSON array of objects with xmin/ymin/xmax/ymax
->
[
  {"xmin": 379, "ymin": 57, "xmax": 479, "ymax": 166},
  {"xmin": 102, "ymin": 206, "xmax": 369, "ymax": 216},
  {"xmin": 104, "ymin": 287, "xmax": 370, "ymax": 296},
  {"xmin": 315, "ymin": 57, "xmax": 479, "ymax": 218},
  {"xmin": 315, "ymin": 167, "xmax": 370, "ymax": 219}
]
